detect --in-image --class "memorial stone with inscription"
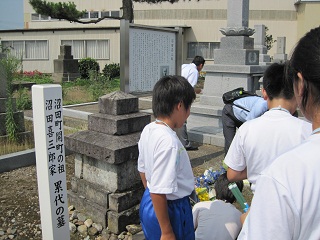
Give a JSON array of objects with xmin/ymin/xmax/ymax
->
[
  {"xmin": 254, "ymin": 24, "xmax": 271, "ymax": 65},
  {"xmin": 65, "ymin": 91, "xmax": 151, "ymax": 234},
  {"xmin": 274, "ymin": 37, "xmax": 288, "ymax": 63}
]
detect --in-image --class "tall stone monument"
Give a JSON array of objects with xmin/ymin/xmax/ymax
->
[
  {"xmin": 188, "ymin": 0, "xmax": 268, "ymax": 146},
  {"xmin": 52, "ymin": 45, "xmax": 80, "ymax": 83},
  {"xmin": 274, "ymin": 37, "xmax": 288, "ymax": 63},
  {"xmin": 254, "ymin": 24, "xmax": 271, "ymax": 65},
  {"xmin": 65, "ymin": 91, "xmax": 150, "ymax": 234}
]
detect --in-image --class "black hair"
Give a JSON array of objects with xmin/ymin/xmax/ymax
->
[
  {"xmin": 215, "ymin": 173, "xmax": 244, "ymax": 204},
  {"xmin": 152, "ymin": 75, "xmax": 196, "ymax": 118},
  {"xmin": 192, "ymin": 56, "xmax": 206, "ymax": 67},
  {"xmin": 289, "ymin": 26, "xmax": 320, "ymax": 111},
  {"xmin": 263, "ymin": 62, "xmax": 294, "ymax": 100}
]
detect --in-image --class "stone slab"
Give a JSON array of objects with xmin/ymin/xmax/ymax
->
[
  {"xmin": 71, "ymin": 177, "xmax": 111, "ymax": 208},
  {"xmin": 203, "ymin": 64, "xmax": 268, "ymax": 74},
  {"xmin": 227, "ymin": 0, "xmax": 249, "ymax": 28},
  {"xmin": 220, "ymin": 36, "xmax": 254, "ymax": 49},
  {"xmin": 259, "ymin": 54, "xmax": 271, "ymax": 62},
  {"xmin": 108, "ymin": 186, "xmax": 144, "ymax": 213},
  {"xmin": 74, "ymin": 153, "xmax": 141, "ymax": 192},
  {"xmin": 65, "ymin": 130, "xmax": 140, "ymax": 164},
  {"xmin": 107, "ymin": 205, "xmax": 140, "ymax": 234},
  {"xmin": 99, "ymin": 91, "xmax": 139, "ymax": 115},
  {"xmin": 68, "ymin": 190, "xmax": 108, "ymax": 228},
  {"xmin": 88, "ymin": 112, "xmax": 150, "ymax": 135},
  {"xmin": 214, "ymin": 49, "xmax": 259, "ymax": 65}
]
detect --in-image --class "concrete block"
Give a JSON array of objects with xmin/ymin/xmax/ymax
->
[
  {"xmin": 108, "ymin": 186, "xmax": 144, "ymax": 212},
  {"xmin": 108, "ymin": 205, "xmax": 140, "ymax": 234},
  {"xmin": 74, "ymin": 153, "xmax": 141, "ymax": 192},
  {"xmin": 99, "ymin": 91, "xmax": 139, "ymax": 115},
  {"xmin": 71, "ymin": 177, "xmax": 111, "ymax": 208},
  {"xmin": 220, "ymin": 36, "xmax": 254, "ymax": 49},
  {"xmin": 68, "ymin": 190, "xmax": 108, "ymax": 228},
  {"xmin": 65, "ymin": 130, "xmax": 140, "ymax": 164},
  {"xmin": 88, "ymin": 112, "xmax": 150, "ymax": 135}
]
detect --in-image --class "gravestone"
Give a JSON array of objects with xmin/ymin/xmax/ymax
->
[
  {"xmin": 0, "ymin": 53, "xmax": 26, "ymax": 139},
  {"xmin": 65, "ymin": 91, "xmax": 151, "ymax": 234},
  {"xmin": 274, "ymin": 37, "xmax": 288, "ymax": 63},
  {"xmin": 52, "ymin": 45, "xmax": 80, "ymax": 83},
  {"xmin": 188, "ymin": 0, "xmax": 268, "ymax": 146},
  {"xmin": 254, "ymin": 24, "xmax": 271, "ymax": 65}
]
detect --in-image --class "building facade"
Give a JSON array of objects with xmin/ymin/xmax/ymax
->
[{"xmin": 0, "ymin": 0, "xmax": 319, "ymax": 73}]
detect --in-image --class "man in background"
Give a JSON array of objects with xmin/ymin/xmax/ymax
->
[{"xmin": 176, "ymin": 56, "xmax": 205, "ymax": 151}]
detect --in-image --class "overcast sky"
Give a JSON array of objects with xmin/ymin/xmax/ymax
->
[{"xmin": 0, "ymin": 0, "xmax": 24, "ymax": 30}]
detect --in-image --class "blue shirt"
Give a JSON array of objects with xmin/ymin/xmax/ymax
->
[{"xmin": 232, "ymin": 96, "xmax": 268, "ymax": 122}]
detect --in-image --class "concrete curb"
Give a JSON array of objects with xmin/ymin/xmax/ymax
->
[{"xmin": 0, "ymin": 149, "xmax": 36, "ymax": 173}]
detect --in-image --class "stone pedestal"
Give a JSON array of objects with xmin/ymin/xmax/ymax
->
[
  {"xmin": 52, "ymin": 45, "xmax": 80, "ymax": 83},
  {"xmin": 65, "ymin": 91, "xmax": 151, "ymax": 234}
]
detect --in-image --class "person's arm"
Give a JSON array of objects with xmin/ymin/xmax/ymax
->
[
  {"xmin": 150, "ymin": 193, "xmax": 176, "ymax": 240},
  {"xmin": 227, "ymin": 167, "xmax": 247, "ymax": 182},
  {"xmin": 139, "ymin": 172, "xmax": 147, "ymax": 189},
  {"xmin": 240, "ymin": 208, "xmax": 250, "ymax": 225}
]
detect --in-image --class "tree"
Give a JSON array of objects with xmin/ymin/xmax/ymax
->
[
  {"xmin": 29, "ymin": 0, "xmax": 196, "ymax": 23},
  {"xmin": 265, "ymin": 26, "xmax": 276, "ymax": 51}
]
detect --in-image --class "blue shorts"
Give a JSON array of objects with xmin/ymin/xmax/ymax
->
[{"xmin": 139, "ymin": 188, "xmax": 195, "ymax": 240}]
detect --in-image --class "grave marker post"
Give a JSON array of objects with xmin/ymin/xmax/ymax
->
[{"xmin": 32, "ymin": 84, "xmax": 70, "ymax": 240}]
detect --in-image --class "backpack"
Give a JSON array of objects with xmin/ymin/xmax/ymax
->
[{"xmin": 222, "ymin": 87, "xmax": 258, "ymax": 104}]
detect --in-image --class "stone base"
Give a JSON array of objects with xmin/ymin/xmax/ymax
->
[
  {"xmin": 52, "ymin": 72, "xmax": 80, "ymax": 83},
  {"xmin": 274, "ymin": 53, "xmax": 288, "ymax": 63},
  {"xmin": 259, "ymin": 54, "xmax": 271, "ymax": 63},
  {"xmin": 68, "ymin": 190, "xmax": 108, "ymax": 228}
]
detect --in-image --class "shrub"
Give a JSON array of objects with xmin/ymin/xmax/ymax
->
[
  {"xmin": 79, "ymin": 58, "xmax": 100, "ymax": 79},
  {"xmin": 16, "ymin": 87, "xmax": 32, "ymax": 110},
  {"xmin": 103, "ymin": 63, "xmax": 120, "ymax": 80}
]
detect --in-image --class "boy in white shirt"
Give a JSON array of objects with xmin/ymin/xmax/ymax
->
[
  {"xmin": 138, "ymin": 75, "xmax": 196, "ymax": 240},
  {"xmin": 225, "ymin": 62, "xmax": 311, "ymax": 192}
]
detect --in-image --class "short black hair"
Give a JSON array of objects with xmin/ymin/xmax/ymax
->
[
  {"xmin": 215, "ymin": 173, "xmax": 244, "ymax": 204},
  {"xmin": 152, "ymin": 75, "xmax": 196, "ymax": 118},
  {"xmin": 263, "ymin": 62, "xmax": 294, "ymax": 100},
  {"xmin": 192, "ymin": 56, "xmax": 206, "ymax": 67}
]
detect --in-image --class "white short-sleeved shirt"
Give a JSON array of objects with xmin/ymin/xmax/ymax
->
[
  {"xmin": 193, "ymin": 200, "xmax": 242, "ymax": 240},
  {"xmin": 238, "ymin": 134, "xmax": 320, "ymax": 240},
  {"xmin": 181, "ymin": 63, "xmax": 199, "ymax": 87},
  {"xmin": 138, "ymin": 122, "xmax": 194, "ymax": 200},
  {"xmin": 225, "ymin": 109, "xmax": 312, "ymax": 192}
]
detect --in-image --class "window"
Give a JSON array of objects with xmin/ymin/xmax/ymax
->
[
  {"xmin": 101, "ymin": 11, "xmax": 110, "ymax": 18},
  {"xmin": 1, "ymin": 40, "xmax": 48, "ymax": 60},
  {"xmin": 111, "ymin": 11, "xmax": 120, "ymax": 18},
  {"xmin": 61, "ymin": 40, "xmax": 109, "ymax": 59},
  {"xmin": 31, "ymin": 13, "xmax": 49, "ymax": 21},
  {"xmin": 90, "ymin": 11, "xmax": 99, "ymax": 19},
  {"xmin": 187, "ymin": 42, "xmax": 220, "ymax": 60}
]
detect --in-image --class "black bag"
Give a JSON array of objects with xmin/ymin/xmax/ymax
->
[{"xmin": 222, "ymin": 87, "xmax": 257, "ymax": 104}]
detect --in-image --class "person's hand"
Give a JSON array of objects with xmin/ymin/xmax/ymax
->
[{"xmin": 161, "ymin": 231, "xmax": 176, "ymax": 240}]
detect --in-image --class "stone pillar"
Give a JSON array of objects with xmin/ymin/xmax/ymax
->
[
  {"xmin": 65, "ymin": 91, "xmax": 151, "ymax": 234},
  {"xmin": 52, "ymin": 45, "xmax": 80, "ymax": 83},
  {"xmin": 274, "ymin": 37, "xmax": 288, "ymax": 63},
  {"xmin": 254, "ymin": 24, "xmax": 271, "ymax": 65}
]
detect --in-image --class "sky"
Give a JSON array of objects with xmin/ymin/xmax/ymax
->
[{"xmin": 0, "ymin": 0, "xmax": 24, "ymax": 30}]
